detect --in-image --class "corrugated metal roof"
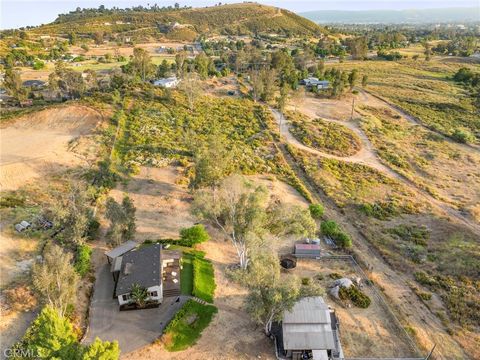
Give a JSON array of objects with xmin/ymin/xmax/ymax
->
[
  {"xmin": 295, "ymin": 244, "xmax": 321, "ymax": 250},
  {"xmin": 284, "ymin": 297, "xmax": 330, "ymax": 324},
  {"xmin": 282, "ymin": 297, "xmax": 336, "ymax": 351},
  {"xmin": 282, "ymin": 324, "xmax": 335, "ymax": 350},
  {"xmin": 105, "ymin": 240, "xmax": 138, "ymax": 259}
]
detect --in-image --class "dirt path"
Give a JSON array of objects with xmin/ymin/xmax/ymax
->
[
  {"xmin": 356, "ymin": 87, "xmax": 480, "ymax": 153},
  {"xmin": 277, "ymin": 144, "xmax": 470, "ymax": 360},
  {"xmin": 272, "ymin": 109, "xmax": 400, "ymax": 178},
  {"xmin": 276, "ymin": 100, "xmax": 480, "ymax": 235}
]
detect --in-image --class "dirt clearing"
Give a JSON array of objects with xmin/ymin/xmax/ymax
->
[
  {"xmin": 0, "ymin": 105, "xmax": 101, "ymax": 191},
  {"xmin": 109, "ymin": 166, "xmax": 196, "ymax": 240}
]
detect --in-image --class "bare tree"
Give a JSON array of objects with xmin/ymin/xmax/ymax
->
[{"xmin": 179, "ymin": 70, "xmax": 201, "ymax": 111}]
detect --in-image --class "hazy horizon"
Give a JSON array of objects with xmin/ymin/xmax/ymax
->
[{"xmin": 1, "ymin": 0, "xmax": 478, "ymax": 29}]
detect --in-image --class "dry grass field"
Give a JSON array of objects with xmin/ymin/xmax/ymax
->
[{"xmin": 284, "ymin": 258, "xmax": 419, "ymax": 358}]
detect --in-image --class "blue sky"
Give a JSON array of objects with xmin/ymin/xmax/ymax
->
[{"xmin": 1, "ymin": 0, "xmax": 478, "ymax": 29}]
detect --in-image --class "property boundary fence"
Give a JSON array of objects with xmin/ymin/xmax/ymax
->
[{"xmin": 317, "ymin": 254, "xmax": 422, "ymax": 358}]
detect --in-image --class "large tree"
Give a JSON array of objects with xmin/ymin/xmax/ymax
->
[
  {"xmin": 129, "ymin": 47, "xmax": 155, "ymax": 81},
  {"xmin": 193, "ymin": 175, "xmax": 268, "ymax": 269},
  {"xmin": 32, "ymin": 244, "xmax": 79, "ymax": 317},
  {"xmin": 50, "ymin": 185, "xmax": 90, "ymax": 246},
  {"xmin": 245, "ymin": 252, "xmax": 323, "ymax": 335},
  {"xmin": 179, "ymin": 70, "xmax": 201, "ymax": 110},
  {"xmin": 105, "ymin": 196, "xmax": 136, "ymax": 246},
  {"xmin": 4, "ymin": 68, "xmax": 28, "ymax": 101},
  {"xmin": 191, "ymin": 133, "xmax": 233, "ymax": 189},
  {"xmin": 17, "ymin": 306, "xmax": 78, "ymax": 359},
  {"xmin": 192, "ymin": 176, "xmax": 316, "ymax": 269}
]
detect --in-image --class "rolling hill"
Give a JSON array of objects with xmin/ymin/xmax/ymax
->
[
  {"xmin": 301, "ymin": 7, "xmax": 479, "ymax": 24},
  {"xmin": 28, "ymin": 3, "xmax": 325, "ymax": 39}
]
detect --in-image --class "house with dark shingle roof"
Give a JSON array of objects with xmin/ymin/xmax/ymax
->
[
  {"xmin": 105, "ymin": 242, "xmax": 181, "ymax": 309},
  {"xmin": 113, "ymin": 243, "xmax": 163, "ymax": 308}
]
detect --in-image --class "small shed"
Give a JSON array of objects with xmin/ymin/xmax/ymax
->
[
  {"xmin": 295, "ymin": 243, "xmax": 321, "ymax": 258},
  {"xmin": 105, "ymin": 240, "xmax": 138, "ymax": 264}
]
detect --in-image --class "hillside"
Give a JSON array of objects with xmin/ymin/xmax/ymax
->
[
  {"xmin": 28, "ymin": 3, "xmax": 325, "ymax": 39},
  {"xmin": 301, "ymin": 7, "xmax": 478, "ymax": 24}
]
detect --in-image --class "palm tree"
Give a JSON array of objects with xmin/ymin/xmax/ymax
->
[{"xmin": 130, "ymin": 284, "xmax": 148, "ymax": 308}]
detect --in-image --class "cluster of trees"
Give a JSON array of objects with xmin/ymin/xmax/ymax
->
[
  {"xmin": 431, "ymin": 37, "xmax": 477, "ymax": 57},
  {"xmin": 12, "ymin": 306, "xmax": 119, "ymax": 359},
  {"xmin": 55, "ymin": 3, "xmax": 189, "ymax": 23},
  {"xmin": 331, "ymin": 23, "xmax": 479, "ymax": 57},
  {"xmin": 105, "ymin": 196, "xmax": 136, "ymax": 247}
]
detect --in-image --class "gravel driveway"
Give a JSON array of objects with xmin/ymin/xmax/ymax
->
[{"xmin": 82, "ymin": 262, "xmax": 187, "ymax": 355}]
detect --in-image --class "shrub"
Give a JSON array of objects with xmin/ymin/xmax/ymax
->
[
  {"xmin": 329, "ymin": 272, "xmax": 342, "ymax": 280},
  {"xmin": 321, "ymin": 220, "xmax": 340, "ymax": 236},
  {"xmin": 74, "ymin": 244, "xmax": 92, "ymax": 277},
  {"xmin": 321, "ymin": 220, "xmax": 352, "ymax": 248},
  {"xmin": 179, "ymin": 225, "xmax": 210, "ymax": 246},
  {"xmin": 339, "ymin": 286, "xmax": 371, "ymax": 308},
  {"xmin": 389, "ymin": 224, "xmax": 429, "ymax": 246},
  {"xmin": 335, "ymin": 232, "xmax": 352, "ymax": 248},
  {"xmin": 360, "ymin": 201, "xmax": 399, "ymax": 220},
  {"xmin": 0, "ymin": 193, "xmax": 25, "ymax": 208},
  {"xmin": 414, "ymin": 271, "xmax": 437, "ymax": 287},
  {"xmin": 451, "ymin": 128, "xmax": 475, "ymax": 144},
  {"xmin": 301, "ymin": 277, "xmax": 311, "ymax": 285},
  {"xmin": 309, "ymin": 203, "xmax": 324, "ymax": 219},
  {"xmin": 419, "ymin": 292, "xmax": 432, "ymax": 301}
]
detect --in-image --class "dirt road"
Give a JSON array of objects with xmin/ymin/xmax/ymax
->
[
  {"xmin": 276, "ymin": 97, "xmax": 480, "ymax": 235},
  {"xmin": 277, "ymin": 144, "xmax": 470, "ymax": 360}
]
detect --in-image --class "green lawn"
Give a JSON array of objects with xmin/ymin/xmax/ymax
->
[
  {"xmin": 163, "ymin": 300, "xmax": 217, "ymax": 352},
  {"xmin": 175, "ymin": 246, "xmax": 215, "ymax": 302},
  {"xmin": 192, "ymin": 256, "xmax": 216, "ymax": 303},
  {"xmin": 180, "ymin": 252, "xmax": 194, "ymax": 295}
]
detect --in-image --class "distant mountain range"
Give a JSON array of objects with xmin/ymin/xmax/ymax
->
[{"xmin": 300, "ymin": 8, "xmax": 479, "ymax": 24}]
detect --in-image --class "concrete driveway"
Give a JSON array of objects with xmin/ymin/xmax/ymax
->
[{"xmin": 82, "ymin": 262, "xmax": 187, "ymax": 355}]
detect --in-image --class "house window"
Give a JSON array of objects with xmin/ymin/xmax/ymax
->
[
  {"xmin": 122, "ymin": 294, "xmax": 130, "ymax": 301},
  {"xmin": 149, "ymin": 291, "xmax": 158, "ymax": 297}
]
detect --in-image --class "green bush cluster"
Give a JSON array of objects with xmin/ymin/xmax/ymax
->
[
  {"xmin": 321, "ymin": 220, "xmax": 352, "ymax": 248},
  {"xmin": 389, "ymin": 224, "xmax": 429, "ymax": 246},
  {"xmin": 74, "ymin": 244, "xmax": 92, "ymax": 277},
  {"xmin": 179, "ymin": 224, "xmax": 210, "ymax": 246},
  {"xmin": 360, "ymin": 201, "xmax": 400, "ymax": 220},
  {"xmin": 13, "ymin": 306, "xmax": 119, "ymax": 359},
  {"xmin": 308, "ymin": 203, "xmax": 324, "ymax": 219},
  {"xmin": 339, "ymin": 285, "xmax": 371, "ymax": 308}
]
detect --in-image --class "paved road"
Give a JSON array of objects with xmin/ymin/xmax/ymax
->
[{"xmin": 82, "ymin": 262, "xmax": 187, "ymax": 355}]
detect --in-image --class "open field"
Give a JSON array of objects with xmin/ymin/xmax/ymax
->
[
  {"xmin": 0, "ymin": 105, "xmax": 101, "ymax": 191},
  {"xmin": 109, "ymin": 166, "xmax": 195, "ymax": 240},
  {"xmin": 328, "ymin": 59, "xmax": 480, "ymax": 143}
]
